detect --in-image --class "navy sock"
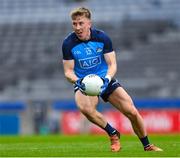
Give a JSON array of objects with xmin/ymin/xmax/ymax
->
[
  {"xmin": 140, "ymin": 136, "xmax": 150, "ymax": 147},
  {"xmin": 104, "ymin": 123, "xmax": 117, "ymax": 136}
]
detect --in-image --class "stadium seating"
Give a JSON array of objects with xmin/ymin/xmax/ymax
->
[{"xmin": 0, "ymin": 0, "xmax": 180, "ymax": 100}]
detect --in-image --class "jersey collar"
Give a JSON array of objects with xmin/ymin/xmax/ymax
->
[{"xmin": 74, "ymin": 28, "xmax": 96, "ymax": 42}]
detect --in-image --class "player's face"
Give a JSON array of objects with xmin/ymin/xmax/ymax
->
[{"xmin": 72, "ymin": 15, "xmax": 91, "ymax": 41}]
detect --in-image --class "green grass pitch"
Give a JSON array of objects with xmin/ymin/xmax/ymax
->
[{"xmin": 0, "ymin": 134, "xmax": 179, "ymax": 157}]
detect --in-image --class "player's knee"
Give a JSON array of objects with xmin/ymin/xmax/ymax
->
[
  {"xmin": 119, "ymin": 96, "xmax": 139, "ymax": 120},
  {"xmin": 79, "ymin": 105, "xmax": 95, "ymax": 116},
  {"xmin": 125, "ymin": 108, "xmax": 139, "ymax": 121}
]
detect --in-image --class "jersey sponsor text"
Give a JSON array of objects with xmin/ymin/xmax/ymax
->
[{"xmin": 79, "ymin": 56, "xmax": 101, "ymax": 69}]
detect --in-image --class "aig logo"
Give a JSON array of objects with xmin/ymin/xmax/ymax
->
[{"xmin": 79, "ymin": 56, "xmax": 101, "ymax": 69}]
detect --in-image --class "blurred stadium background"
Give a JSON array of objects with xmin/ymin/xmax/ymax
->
[{"xmin": 0, "ymin": 0, "xmax": 180, "ymax": 135}]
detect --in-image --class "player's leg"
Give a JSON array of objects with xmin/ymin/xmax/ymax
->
[
  {"xmin": 75, "ymin": 90, "xmax": 107, "ymax": 128},
  {"xmin": 108, "ymin": 87, "xmax": 146, "ymax": 138},
  {"xmin": 108, "ymin": 87, "xmax": 162, "ymax": 151},
  {"xmin": 75, "ymin": 90, "xmax": 121, "ymax": 152}
]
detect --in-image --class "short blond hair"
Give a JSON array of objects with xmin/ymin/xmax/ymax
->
[{"xmin": 70, "ymin": 7, "xmax": 91, "ymax": 20}]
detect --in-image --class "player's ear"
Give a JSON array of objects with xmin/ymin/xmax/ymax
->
[{"xmin": 88, "ymin": 20, "xmax": 92, "ymax": 28}]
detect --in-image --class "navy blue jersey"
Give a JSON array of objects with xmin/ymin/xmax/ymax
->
[{"xmin": 62, "ymin": 28, "xmax": 113, "ymax": 78}]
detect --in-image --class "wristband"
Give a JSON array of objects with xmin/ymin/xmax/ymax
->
[{"xmin": 105, "ymin": 75, "xmax": 111, "ymax": 82}]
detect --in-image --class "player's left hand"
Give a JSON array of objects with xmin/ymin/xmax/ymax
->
[
  {"xmin": 100, "ymin": 77, "xmax": 110, "ymax": 95},
  {"xmin": 75, "ymin": 78, "xmax": 86, "ymax": 94}
]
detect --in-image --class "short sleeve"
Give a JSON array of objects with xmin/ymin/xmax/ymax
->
[
  {"xmin": 102, "ymin": 33, "xmax": 113, "ymax": 53},
  {"xmin": 62, "ymin": 40, "xmax": 73, "ymax": 60}
]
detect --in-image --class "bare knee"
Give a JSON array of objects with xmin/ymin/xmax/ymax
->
[
  {"xmin": 79, "ymin": 104, "xmax": 95, "ymax": 117},
  {"xmin": 124, "ymin": 107, "xmax": 140, "ymax": 122},
  {"xmin": 119, "ymin": 97, "xmax": 139, "ymax": 120},
  {"xmin": 75, "ymin": 91, "xmax": 98, "ymax": 117},
  {"xmin": 121, "ymin": 97, "xmax": 139, "ymax": 120}
]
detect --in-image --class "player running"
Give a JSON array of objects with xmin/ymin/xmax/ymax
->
[{"xmin": 62, "ymin": 7, "xmax": 163, "ymax": 152}]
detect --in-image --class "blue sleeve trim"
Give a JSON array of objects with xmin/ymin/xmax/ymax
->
[
  {"xmin": 100, "ymin": 31, "xmax": 113, "ymax": 53},
  {"xmin": 62, "ymin": 40, "xmax": 73, "ymax": 60}
]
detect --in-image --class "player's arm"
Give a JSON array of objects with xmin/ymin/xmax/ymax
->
[
  {"xmin": 63, "ymin": 59, "xmax": 78, "ymax": 84},
  {"xmin": 104, "ymin": 51, "xmax": 117, "ymax": 80},
  {"xmin": 100, "ymin": 51, "xmax": 117, "ymax": 94}
]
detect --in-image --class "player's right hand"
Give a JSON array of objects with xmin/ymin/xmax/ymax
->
[
  {"xmin": 75, "ymin": 78, "xmax": 86, "ymax": 94},
  {"xmin": 100, "ymin": 77, "xmax": 110, "ymax": 95}
]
